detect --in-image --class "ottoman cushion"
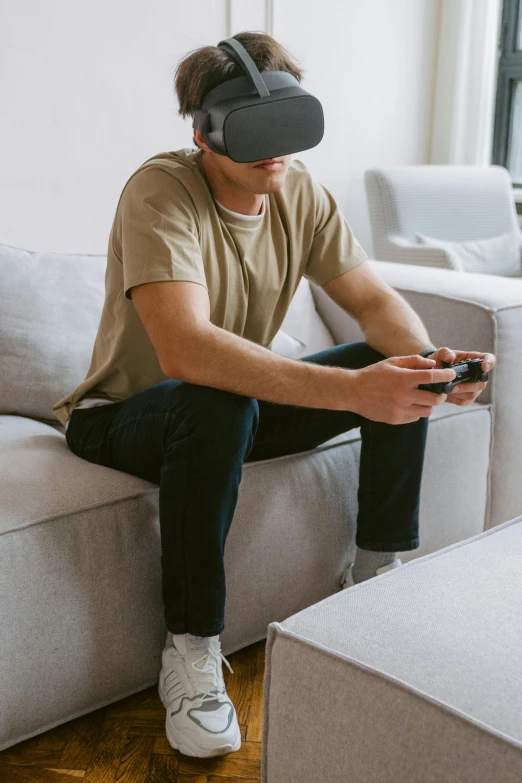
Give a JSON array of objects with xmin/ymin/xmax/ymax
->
[{"xmin": 262, "ymin": 515, "xmax": 522, "ymax": 783}]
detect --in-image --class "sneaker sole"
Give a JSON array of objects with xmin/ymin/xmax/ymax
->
[{"xmin": 158, "ymin": 675, "xmax": 242, "ymax": 758}]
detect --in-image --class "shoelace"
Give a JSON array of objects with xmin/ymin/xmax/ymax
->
[{"xmin": 189, "ymin": 645, "xmax": 234, "ymax": 704}]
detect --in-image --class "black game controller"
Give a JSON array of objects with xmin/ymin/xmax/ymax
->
[{"xmin": 418, "ymin": 358, "xmax": 489, "ymax": 395}]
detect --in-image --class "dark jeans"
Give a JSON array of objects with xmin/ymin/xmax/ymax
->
[{"xmin": 65, "ymin": 342, "xmax": 428, "ymax": 636}]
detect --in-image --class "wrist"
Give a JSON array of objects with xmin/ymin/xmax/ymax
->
[{"xmin": 328, "ymin": 366, "xmax": 362, "ymax": 413}]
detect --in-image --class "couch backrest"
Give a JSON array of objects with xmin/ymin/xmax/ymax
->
[
  {"xmin": 365, "ymin": 165, "xmax": 520, "ymax": 247},
  {"xmin": 0, "ymin": 243, "xmax": 335, "ymax": 422}
]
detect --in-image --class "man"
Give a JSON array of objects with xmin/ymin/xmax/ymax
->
[{"xmin": 52, "ymin": 32, "xmax": 495, "ymax": 759}]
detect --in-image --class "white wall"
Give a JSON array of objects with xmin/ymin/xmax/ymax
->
[{"xmin": 0, "ymin": 0, "xmax": 440, "ymax": 255}]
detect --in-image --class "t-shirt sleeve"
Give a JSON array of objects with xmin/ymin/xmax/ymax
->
[
  {"xmin": 304, "ymin": 176, "xmax": 368, "ymax": 287},
  {"xmin": 115, "ymin": 166, "xmax": 207, "ymax": 301}
]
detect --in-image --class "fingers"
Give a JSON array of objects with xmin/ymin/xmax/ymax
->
[
  {"xmin": 411, "ymin": 390, "xmax": 478, "ymax": 416},
  {"xmin": 434, "ymin": 346, "xmax": 456, "ymax": 363},
  {"xmin": 453, "ymin": 350, "xmax": 497, "ymax": 371},
  {"xmin": 411, "ymin": 366, "xmax": 457, "ymax": 385},
  {"xmin": 390, "ymin": 350, "xmax": 497, "ymax": 374},
  {"xmin": 480, "ymin": 353, "xmax": 496, "ymax": 371},
  {"xmin": 389, "ymin": 354, "xmax": 437, "ymax": 370},
  {"xmin": 412, "ymin": 380, "xmax": 486, "ymax": 409},
  {"xmin": 447, "ymin": 393, "xmax": 476, "ymax": 406},
  {"xmin": 412, "ymin": 389, "xmax": 448, "ymax": 406},
  {"xmin": 449, "ymin": 381, "xmax": 487, "ymax": 395},
  {"xmin": 409, "ymin": 403, "xmax": 434, "ymax": 418}
]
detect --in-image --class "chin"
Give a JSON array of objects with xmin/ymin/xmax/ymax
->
[
  {"xmin": 266, "ymin": 180, "xmax": 286, "ymax": 194},
  {"xmin": 255, "ymin": 173, "xmax": 288, "ymax": 193}
]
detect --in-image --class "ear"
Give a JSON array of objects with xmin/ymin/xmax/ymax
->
[{"xmin": 193, "ymin": 128, "xmax": 211, "ymax": 153}]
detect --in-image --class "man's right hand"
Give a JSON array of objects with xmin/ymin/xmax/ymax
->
[{"xmin": 349, "ymin": 354, "xmax": 457, "ymax": 424}]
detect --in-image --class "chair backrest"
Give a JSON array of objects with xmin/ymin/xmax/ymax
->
[{"xmin": 365, "ymin": 165, "xmax": 520, "ymax": 255}]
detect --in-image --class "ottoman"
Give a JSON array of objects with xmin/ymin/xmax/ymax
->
[{"xmin": 261, "ymin": 515, "xmax": 522, "ymax": 783}]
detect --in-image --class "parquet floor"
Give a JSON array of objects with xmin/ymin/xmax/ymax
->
[{"xmin": 0, "ymin": 638, "xmax": 266, "ymax": 783}]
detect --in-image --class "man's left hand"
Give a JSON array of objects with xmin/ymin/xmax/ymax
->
[{"xmin": 429, "ymin": 347, "xmax": 497, "ymax": 406}]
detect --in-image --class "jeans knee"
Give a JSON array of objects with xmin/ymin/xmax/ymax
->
[
  {"xmin": 176, "ymin": 384, "xmax": 259, "ymax": 451},
  {"xmin": 328, "ymin": 341, "xmax": 387, "ymax": 369}
]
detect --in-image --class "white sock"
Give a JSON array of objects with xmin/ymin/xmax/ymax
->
[
  {"xmin": 352, "ymin": 546, "xmax": 397, "ymax": 583},
  {"xmin": 166, "ymin": 631, "xmax": 220, "ymax": 655}
]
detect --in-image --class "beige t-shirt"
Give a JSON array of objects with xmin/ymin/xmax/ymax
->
[{"xmin": 52, "ymin": 147, "xmax": 368, "ymax": 426}]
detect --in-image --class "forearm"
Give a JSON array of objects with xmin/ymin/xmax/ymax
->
[
  {"xmin": 359, "ymin": 292, "xmax": 435, "ymax": 358},
  {"xmin": 165, "ymin": 323, "xmax": 356, "ymax": 411}
]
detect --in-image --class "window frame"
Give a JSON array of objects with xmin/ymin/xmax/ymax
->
[{"xmin": 492, "ymin": 0, "xmax": 522, "ymax": 189}]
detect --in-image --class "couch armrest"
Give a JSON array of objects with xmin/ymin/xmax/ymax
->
[
  {"xmin": 311, "ymin": 260, "xmax": 522, "ymax": 528},
  {"xmin": 383, "ymin": 234, "xmax": 459, "ymax": 270}
]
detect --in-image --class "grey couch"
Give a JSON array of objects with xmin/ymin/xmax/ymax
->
[{"xmin": 1, "ymin": 242, "xmax": 519, "ymax": 751}]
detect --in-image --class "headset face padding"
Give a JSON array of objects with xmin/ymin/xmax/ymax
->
[{"xmin": 192, "ymin": 40, "xmax": 324, "ymax": 163}]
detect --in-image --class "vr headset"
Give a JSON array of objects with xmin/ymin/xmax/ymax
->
[{"xmin": 192, "ymin": 37, "xmax": 324, "ymax": 163}]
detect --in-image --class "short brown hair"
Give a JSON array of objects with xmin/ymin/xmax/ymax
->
[{"xmin": 173, "ymin": 31, "xmax": 304, "ymax": 120}]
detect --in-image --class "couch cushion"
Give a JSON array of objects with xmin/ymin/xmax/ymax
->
[
  {"xmin": 0, "ymin": 243, "xmax": 334, "ymax": 422},
  {"xmin": 0, "ymin": 399, "xmax": 488, "ymax": 540},
  {"xmin": 271, "ymin": 277, "xmax": 336, "ymax": 357},
  {"xmin": 0, "ymin": 243, "xmax": 107, "ymax": 422},
  {"xmin": 416, "ymin": 230, "xmax": 522, "ymax": 276}
]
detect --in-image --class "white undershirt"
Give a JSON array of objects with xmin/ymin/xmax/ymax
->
[
  {"xmin": 216, "ymin": 197, "xmax": 265, "ymax": 220},
  {"xmin": 64, "ymin": 198, "xmax": 264, "ymax": 432}
]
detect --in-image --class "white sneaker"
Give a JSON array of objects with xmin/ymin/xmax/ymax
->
[
  {"xmin": 158, "ymin": 634, "xmax": 242, "ymax": 758},
  {"xmin": 340, "ymin": 557, "xmax": 403, "ymax": 589}
]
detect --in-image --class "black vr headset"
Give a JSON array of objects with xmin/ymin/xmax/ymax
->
[{"xmin": 192, "ymin": 37, "xmax": 324, "ymax": 163}]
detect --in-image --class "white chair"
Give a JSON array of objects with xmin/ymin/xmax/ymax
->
[{"xmin": 364, "ymin": 165, "xmax": 521, "ymax": 273}]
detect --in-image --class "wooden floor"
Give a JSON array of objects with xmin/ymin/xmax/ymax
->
[{"xmin": 0, "ymin": 639, "xmax": 266, "ymax": 783}]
